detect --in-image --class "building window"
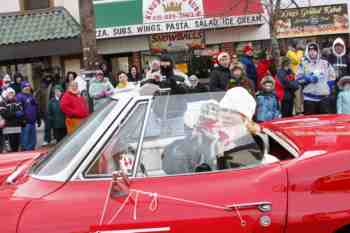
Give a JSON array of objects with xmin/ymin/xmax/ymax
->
[{"xmin": 20, "ymin": 0, "xmax": 53, "ymax": 11}]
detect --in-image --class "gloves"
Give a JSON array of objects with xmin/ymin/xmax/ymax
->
[
  {"xmin": 105, "ymin": 90, "xmax": 113, "ymax": 96},
  {"xmin": 327, "ymin": 80, "xmax": 336, "ymax": 93},
  {"xmin": 297, "ymin": 73, "xmax": 318, "ymax": 85},
  {"xmin": 305, "ymin": 74, "xmax": 319, "ymax": 84},
  {"xmin": 15, "ymin": 111, "xmax": 23, "ymax": 118}
]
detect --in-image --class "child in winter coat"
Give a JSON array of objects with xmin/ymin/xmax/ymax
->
[
  {"xmin": 48, "ymin": 85, "xmax": 67, "ymax": 143},
  {"xmin": 277, "ymin": 57, "xmax": 300, "ymax": 117},
  {"xmin": 256, "ymin": 76, "xmax": 281, "ymax": 122},
  {"xmin": 337, "ymin": 76, "xmax": 350, "ymax": 114},
  {"xmin": 60, "ymin": 81, "xmax": 89, "ymax": 135}
]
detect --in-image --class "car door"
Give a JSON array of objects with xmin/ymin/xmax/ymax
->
[
  {"xmin": 18, "ymin": 95, "xmax": 287, "ymax": 233},
  {"xmin": 18, "ymin": 162, "xmax": 287, "ymax": 233}
]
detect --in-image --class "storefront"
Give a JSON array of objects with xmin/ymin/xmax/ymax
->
[
  {"xmin": 94, "ymin": 0, "xmax": 268, "ymax": 79},
  {"xmin": 0, "ymin": 7, "xmax": 81, "ymax": 88},
  {"xmin": 276, "ymin": 4, "xmax": 350, "ymax": 53}
]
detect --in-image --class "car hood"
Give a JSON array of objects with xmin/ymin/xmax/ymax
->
[
  {"xmin": 0, "ymin": 149, "xmax": 48, "ymax": 185},
  {"xmin": 262, "ymin": 114, "xmax": 350, "ymax": 156}
]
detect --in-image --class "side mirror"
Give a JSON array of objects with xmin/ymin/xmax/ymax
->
[{"xmin": 110, "ymin": 171, "xmax": 130, "ymax": 198}]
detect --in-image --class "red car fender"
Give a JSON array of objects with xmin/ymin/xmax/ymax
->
[{"xmin": 284, "ymin": 150, "xmax": 350, "ymax": 233}]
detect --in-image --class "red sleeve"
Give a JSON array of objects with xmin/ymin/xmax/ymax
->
[
  {"xmin": 60, "ymin": 93, "xmax": 75, "ymax": 117},
  {"xmin": 75, "ymin": 97, "xmax": 89, "ymax": 118}
]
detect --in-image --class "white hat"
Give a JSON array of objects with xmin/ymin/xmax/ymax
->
[
  {"xmin": 2, "ymin": 87, "xmax": 15, "ymax": 99},
  {"xmin": 219, "ymin": 87, "xmax": 256, "ymax": 120},
  {"xmin": 3, "ymin": 74, "xmax": 11, "ymax": 82},
  {"xmin": 217, "ymin": 52, "xmax": 230, "ymax": 61}
]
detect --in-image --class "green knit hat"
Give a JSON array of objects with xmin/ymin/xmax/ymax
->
[
  {"xmin": 54, "ymin": 84, "xmax": 64, "ymax": 92},
  {"xmin": 281, "ymin": 57, "xmax": 291, "ymax": 67}
]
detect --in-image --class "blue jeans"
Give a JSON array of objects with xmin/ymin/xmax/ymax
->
[{"xmin": 21, "ymin": 124, "xmax": 37, "ymax": 151}]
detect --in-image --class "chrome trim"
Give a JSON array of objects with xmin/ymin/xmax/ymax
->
[
  {"xmin": 262, "ymin": 128, "xmax": 299, "ymax": 158},
  {"xmin": 132, "ymin": 98, "xmax": 153, "ymax": 177},
  {"xmin": 31, "ymin": 95, "xmax": 146, "ymax": 182},
  {"xmin": 72, "ymin": 97, "xmax": 152, "ymax": 181},
  {"xmin": 225, "ymin": 201, "xmax": 272, "ymax": 212}
]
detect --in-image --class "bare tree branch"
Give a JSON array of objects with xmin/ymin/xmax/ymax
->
[{"xmin": 289, "ymin": 0, "xmax": 300, "ymax": 8}]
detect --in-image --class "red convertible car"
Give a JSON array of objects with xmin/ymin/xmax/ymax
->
[{"xmin": 0, "ymin": 91, "xmax": 350, "ymax": 233}]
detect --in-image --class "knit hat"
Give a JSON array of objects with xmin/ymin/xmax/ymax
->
[
  {"xmin": 217, "ymin": 52, "xmax": 230, "ymax": 61},
  {"xmin": 160, "ymin": 53, "xmax": 173, "ymax": 63},
  {"xmin": 338, "ymin": 76, "xmax": 350, "ymax": 90},
  {"xmin": 3, "ymin": 74, "xmax": 11, "ymax": 83},
  {"xmin": 219, "ymin": 87, "xmax": 256, "ymax": 120},
  {"xmin": 281, "ymin": 57, "xmax": 291, "ymax": 67},
  {"xmin": 257, "ymin": 50, "xmax": 267, "ymax": 59},
  {"xmin": 261, "ymin": 76, "xmax": 275, "ymax": 91},
  {"xmin": 2, "ymin": 87, "xmax": 15, "ymax": 99},
  {"xmin": 21, "ymin": 81, "xmax": 31, "ymax": 89},
  {"xmin": 54, "ymin": 84, "xmax": 64, "ymax": 92},
  {"xmin": 243, "ymin": 45, "xmax": 253, "ymax": 54}
]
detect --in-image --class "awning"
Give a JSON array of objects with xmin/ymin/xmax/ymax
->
[
  {"xmin": 94, "ymin": 0, "xmax": 264, "ymax": 39},
  {"xmin": 0, "ymin": 7, "xmax": 81, "ymax": 62}
]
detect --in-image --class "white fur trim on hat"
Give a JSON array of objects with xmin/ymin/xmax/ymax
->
[
  {"xmin": 218, "ymin": 52, "xmax": 230, "ymax": 61},
  {"xmin": 3, "ymin": 74, "xmax": 11, "ymax": 82},
  {"xmin": 219, "ymin": 87, "xmax": 256, "ymax": 120},
  {"xmin": 332, "ymin": 37, "xmax": 346, "ymax": 57},
  {"xmin": 2, "ymin": 87, "xmax": 15, "ymax": 99}
]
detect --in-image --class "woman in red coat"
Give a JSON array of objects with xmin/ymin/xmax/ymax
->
[{"xmin": 60, "ymin": 81, "xmax": 89, "ymax": 135}]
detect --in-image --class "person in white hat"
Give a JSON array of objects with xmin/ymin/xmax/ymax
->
[
  {"xmin": 219, "ymin": 86, "xmax": 261, "ymax": 134},
  {"xmin": 209, "ymin": 52, "xmax": 231, "ymax": 91}
]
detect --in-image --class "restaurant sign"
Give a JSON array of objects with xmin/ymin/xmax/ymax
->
[
  {"xmin": 95, "ymin": 0, "xmax": 263, "ymax": 39},
  {"xmin": 276, "ymin": 4, "xmax": 349, "ymax": 38},
  {"xmin": 150, "ymin": 31, "xmax": 205, "ymax": 52},
  {"xmin": 96, "ymin": 14, "xmax": 263, "ymax": 39}
]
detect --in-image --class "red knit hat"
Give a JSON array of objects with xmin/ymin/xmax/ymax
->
[{"xmin": 243, "ymin": 45, "xmax": 253, "ymax": 53}]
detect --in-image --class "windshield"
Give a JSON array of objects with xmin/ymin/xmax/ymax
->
[
  {"xmin": 139, "ymin": 92, "xmax": 262, "ymax": 177},
  {"xmin": 31, "ymin": 99, "xmax": 118, "ymax": 177}
]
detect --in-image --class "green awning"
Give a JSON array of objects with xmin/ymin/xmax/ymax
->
[{"xmin": 0, "ymin": 7, "xmax": 80, "ymax": 45}]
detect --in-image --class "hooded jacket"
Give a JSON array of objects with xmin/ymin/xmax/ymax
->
[
  {"xmin": 256, "ymin": 77, "xmax": 281, "ymax": 122},
  {"xmin": 16, "ymin": 92, "xmax": 39, "ymax": 124},
  {"xmin": 296, "ymin": 42, "xmax": 336, "ymax": 101},
  {"xmin": 328, "ymin": 38, "xmax": 350, "ymax": 79},
  {"xmin": 209, "ymin": 65, "xmax": 231, "ymax": 91}
]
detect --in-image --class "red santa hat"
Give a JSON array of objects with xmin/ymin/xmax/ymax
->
[
  {"xmin": 217, "ymin": 52, "xmax": 230, "ymax": 61},
  {"xmin": 243, "ymin": 45, "xmax": 253, "ymax": 54}
]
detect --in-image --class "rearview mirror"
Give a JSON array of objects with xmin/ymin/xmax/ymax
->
[{"xmin": 110, "ymin": 171, "xmax": 130, "ymax": 198}]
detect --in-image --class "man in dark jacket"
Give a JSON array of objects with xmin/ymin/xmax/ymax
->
[
  {"xmin": 48, "ymin": 85, "xmax": 67, "ymax": 143},
  {"xmin": 240, "ymin": 45, "xmax": 258, "ymax": 89},
  {"xmin": 152, "ymin": 54, "xmax": 187, "ymax": 95},
  {"xmin": 209, "ymin": 52, "xmax": 231, "ymax": 91}
]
